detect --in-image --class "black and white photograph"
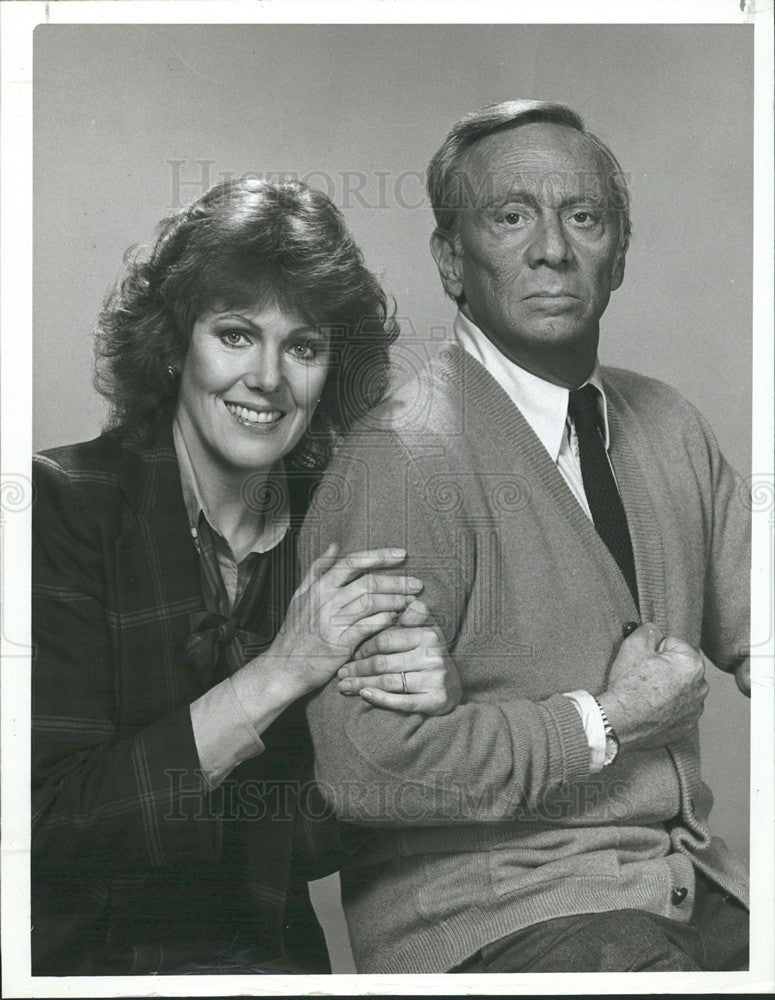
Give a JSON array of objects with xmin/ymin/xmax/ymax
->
[{"xmin": 1, "ymin": 1, "xmax": 773, "ymax": 995}]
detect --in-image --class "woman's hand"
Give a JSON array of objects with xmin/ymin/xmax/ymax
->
[
  {"xmin": 264, "ymin": 543, "xmax": 425, "ymax": 700},
  {"xmin": 336, "ymin": 612, "xmax": 462, "ymax": 716}
]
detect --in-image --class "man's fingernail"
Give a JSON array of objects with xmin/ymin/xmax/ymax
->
[
  {"xmin": 338, "ymin": 679, "xmax": 353, "ymax": 693},
  {"xmin": 622, "ymin": 621, "xmax": 638, "ymax": 637},
  {"xmin": 390, "ymin": 549, "xmax": 406, "ymax": 558},
  {"xmin": 407, "ymin": 578, "xmax": 423, "ymax": 591}
]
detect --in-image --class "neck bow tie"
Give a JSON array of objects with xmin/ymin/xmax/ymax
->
[{"xmin": 184, "ymin": 609, "xmax": 271, "ymax": 686}]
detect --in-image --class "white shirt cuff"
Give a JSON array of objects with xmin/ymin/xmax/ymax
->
[
  {"xmin": 563, "ymin": 690, "xmax": 607, "ymax": 773},
  {"xmin": 190, "ymin": 676, "xmax": 265, "ymax": 789}
]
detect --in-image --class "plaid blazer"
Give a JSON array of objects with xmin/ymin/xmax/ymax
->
[{"xmin": 32, "ymin": 428, "xmax": 329, "ymax": 974}]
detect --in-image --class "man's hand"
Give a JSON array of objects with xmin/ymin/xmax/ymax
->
[
  {"xmin": 597, "ymin": 623, "xmax": 709, "ymax": 752},
  {"xmin": 734, "ymin": 657, "xmax": 751, "ymax": 696}
]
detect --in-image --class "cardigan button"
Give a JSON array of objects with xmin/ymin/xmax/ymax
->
[{"xmin": 671, "ymin": 887, "xmax": 688, "ymax": 906}]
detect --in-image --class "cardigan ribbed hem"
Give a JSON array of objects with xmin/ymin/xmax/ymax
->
[{"xmin": 352, "ymin": 854, "xmax": 696, "ymax": 973}]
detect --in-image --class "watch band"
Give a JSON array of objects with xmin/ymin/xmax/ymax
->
[{"xmin": 594, "ymin": 697, "xmax": 620, "ymax": 766}]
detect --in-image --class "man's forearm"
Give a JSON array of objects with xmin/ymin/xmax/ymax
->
[{"xmin": 307, "ymin": 682, "xmax": 590, "ymax": 826}]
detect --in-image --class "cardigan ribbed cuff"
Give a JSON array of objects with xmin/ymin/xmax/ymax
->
[{"xmin": 542, "ymin": 692, "xmax": 593, "ymax": 785}]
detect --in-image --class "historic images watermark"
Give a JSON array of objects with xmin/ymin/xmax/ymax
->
[
  {"xmin": 167, "ymin": 160, "xmax": 429, "ymax": 212},
  {"xmin": 167, "ymin": 159, "xmax": 632, "ymax": 219},
  {"xmin": 164, "ymin": 770, "xmax": 637, "ymax": 826}
]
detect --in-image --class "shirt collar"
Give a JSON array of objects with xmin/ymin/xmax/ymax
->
[
  {"xmin": 452, "ymin": 309, "xmax": 611, "ymax": 459},
  {"xmin": 172, "ymin": 416, "xmax": 289, "ymax": 556}
]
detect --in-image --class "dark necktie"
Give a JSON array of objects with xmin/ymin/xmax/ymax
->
[{"xmin": 567, "ymin": 384, "xmax": 638, "ymax": 607}]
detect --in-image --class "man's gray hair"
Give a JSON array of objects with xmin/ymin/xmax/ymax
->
[{"xmin": 426, "ymin": 99, "xmax": 631, "ymax": 253}]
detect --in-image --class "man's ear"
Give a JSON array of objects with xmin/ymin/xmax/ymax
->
[
  {"xmin": 430, "ymin": 228, "xmax": 464, "ymax": 301},
  {"xmin": 610, "ymin": 241, "xmax": 626, "ymax": 292}
]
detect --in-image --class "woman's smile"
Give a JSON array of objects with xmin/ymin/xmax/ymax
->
[{"xmin": 224, "ymin": 400, "xmax": 285, "ymax": 428}]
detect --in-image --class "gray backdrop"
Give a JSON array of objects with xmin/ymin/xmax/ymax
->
[{"xmin": 33, "ymin": 23, "xmax": 753, "ymax": 973}]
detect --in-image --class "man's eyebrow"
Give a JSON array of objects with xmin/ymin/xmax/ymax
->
[
  {"xmin": 481, "ymin": 190, "xmax": 608, "ymax": 212},
  {"xmin": 556, "ymin": 193, "xmax": 607, "ymax": 208},
  {"xmin": 479, "ymin": 189, "xmax": 540, "ymax": 211}
]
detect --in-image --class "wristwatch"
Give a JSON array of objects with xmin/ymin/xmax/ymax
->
[{"xmin": 594, "ymin": 698, "xmax": 620, "ymax": 767}]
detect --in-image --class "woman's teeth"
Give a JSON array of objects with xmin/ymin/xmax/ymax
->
[{"xmin": 226, "ymin": 403, "xmax": 282, "ymax": 425}]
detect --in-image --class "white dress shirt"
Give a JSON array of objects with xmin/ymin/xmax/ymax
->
[{"xmin": 454, "ymin": 309, "xmax": 609, "ymax": 771}]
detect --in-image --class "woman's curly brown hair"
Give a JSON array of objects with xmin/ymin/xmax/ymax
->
[{"xmin": 95, "ymin": 177, "xmax": 399, "ymax": 470}]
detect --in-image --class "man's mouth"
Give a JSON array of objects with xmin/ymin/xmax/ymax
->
[
  {"xmin": 522, "ymin": 292, "xmax": 580, "ymax": 313},
  {"xmin": 225, "ymin": 402, "xmax": 284, "ymax": 426}
]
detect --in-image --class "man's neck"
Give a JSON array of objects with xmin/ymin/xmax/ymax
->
[{"xmin": 459, "ymin": 305, "xmax": 597, "ymax": 388}]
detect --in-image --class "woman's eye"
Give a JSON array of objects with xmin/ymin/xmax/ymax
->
[
  {"xmin": 221, "ymin": 330, "xmax": 249, "ymax": 346},
  {"xmin": 290, "ymin": 342, "xmax": 316, "ymax": 360}
]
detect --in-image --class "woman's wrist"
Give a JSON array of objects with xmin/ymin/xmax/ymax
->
[{"xmin": 230, "ymin": 652, "xmax": 304, "ymax": 728}]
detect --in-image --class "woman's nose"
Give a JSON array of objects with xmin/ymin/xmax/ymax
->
[
  {"xmin": 526, "ymin": 213, "xmax": 571, "ymax": 269},
  {"xmin": 243, "ymin": 347, "xmax": 283, "ymax": 394}
]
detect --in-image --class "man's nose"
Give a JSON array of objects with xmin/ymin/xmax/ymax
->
[
  {"xmin": 243, "ymin": 346, "xmax": 283, "ymax": 394},
  {"xmin": 526, "ymin": 214, "xmax": 571, "ymax": 269}
]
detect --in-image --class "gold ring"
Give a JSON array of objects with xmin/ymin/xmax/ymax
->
[{"xmin": 401, "ymin": 671, "xmax": 408, "ymax": 694}]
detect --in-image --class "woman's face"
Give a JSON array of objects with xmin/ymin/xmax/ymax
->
[{"xmin": 175, "ymin": 301, "xmax": 331, "ymax": 477}]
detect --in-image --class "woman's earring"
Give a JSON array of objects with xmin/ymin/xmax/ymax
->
[{"xmin": 167, "ymin": 364, "xmax": 179, "ymax": 380}]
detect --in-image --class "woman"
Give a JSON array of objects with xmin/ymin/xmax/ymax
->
[{"xmin": 32, "ymin": 178, "xmax": 459, "ymax": 975}]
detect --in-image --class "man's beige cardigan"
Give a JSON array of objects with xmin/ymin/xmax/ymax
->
[{"xmin": 302, "ymin": 345, "xmax": 750, "ymax": 974}]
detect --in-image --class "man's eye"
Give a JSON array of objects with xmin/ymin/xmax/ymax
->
[
  {"xmin": 502, "ymin": 212, "xmax": 523, "ymax": 226},
  {"xmin": 570, "ymin": 211, "xmax": 598, "ymax": 226}
]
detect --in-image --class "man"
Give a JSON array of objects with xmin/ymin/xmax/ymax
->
[{"xmin": 301, "ymin": 100, "xmax": 750, "ymax": 974}]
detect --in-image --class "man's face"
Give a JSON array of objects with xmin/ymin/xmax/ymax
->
[{"xmin": 433, "ymin": 122, "xmax": 626, "ymax": 383}]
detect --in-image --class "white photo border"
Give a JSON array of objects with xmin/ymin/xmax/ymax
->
[{"xmin": 2, "ymin": 1, "xmax": 772, "ymax": 996}]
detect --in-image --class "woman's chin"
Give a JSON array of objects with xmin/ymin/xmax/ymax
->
[
  {"xmin": 214, "ymin": 413, "xmax": 299, "ymax": 471},
  {"xmin": 229, "ymin": 447, "xmax": 287, "ymax": 474}
]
